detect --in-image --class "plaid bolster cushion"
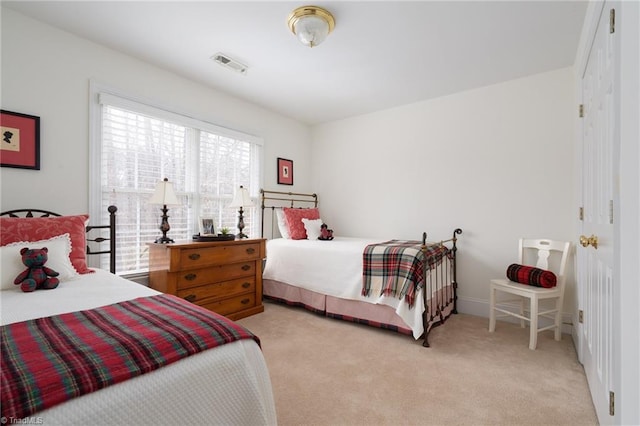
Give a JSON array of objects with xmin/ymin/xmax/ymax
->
[{"xmin": 506, "ymin": 263, "xmax": 557, "ymax": 288}]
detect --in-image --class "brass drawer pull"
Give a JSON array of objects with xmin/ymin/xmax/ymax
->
[
  {"xmin": 188, "ymin": 253, "xmax": 201, "ymax": 260},
  {"xmin": 241, "ymin": 264, "xmax": 251, "ymax": 271},
  {"xmin": 241, "ymin": 298, "xmax": 250, "ymax": 305},
  {"xmin": 242, "ymin": 282, "xmax": 251, "ymax": 289},
  {"xmin": 184, "ymin": 294, "xmax": 197, "ymax": 302},
  {"xmin": 246, "ymin": 247, "xmax": 256, "ymax": 254},
  {"xmin": 184, "ymin": 273, "xmax": 197, "ymax": 281}
]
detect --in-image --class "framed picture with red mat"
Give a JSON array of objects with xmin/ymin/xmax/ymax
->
[
  {"xmin": 277, "ymin": 157, "xmax": 293, "ymax": 185},
  {"xmin": 1, "ymin": 110, "xmax": 40, "ymax": 170}
]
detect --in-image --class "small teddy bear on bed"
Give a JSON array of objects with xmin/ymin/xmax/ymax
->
[
  {"xmin": 318, "ymin": 223, "xmax": 334, "ymax": 240},
  {"xmin": 14, "ymin": 247, "xmax": 60, "ymax": 292}
]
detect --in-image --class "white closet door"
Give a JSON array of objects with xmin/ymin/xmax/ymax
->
[{"xmin": 579, "ymin": 3, "xmax": 618, "ymax": 424}]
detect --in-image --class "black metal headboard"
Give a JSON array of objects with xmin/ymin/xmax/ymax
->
[
  {"xmin": 0, "ymin": 205, "xmax": 118, "ymax": 273},
  {"xmin": 260, "ymin": 189, "xmax": 318, "ymax": 238}
]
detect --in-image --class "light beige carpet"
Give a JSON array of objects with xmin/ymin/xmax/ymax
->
[{"xmin": 238, "ymin": 301, "xmax": 598, "ymax": 426}]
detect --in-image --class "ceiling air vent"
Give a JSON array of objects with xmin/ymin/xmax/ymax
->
[{"xmin": 211, "ymin": 53, "xmax": 248, "ymax": 75}]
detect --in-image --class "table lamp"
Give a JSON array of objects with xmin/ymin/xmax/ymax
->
[
  {"xmin": 228, "ymin": 185, "xmax": 254, "ymax": 239},
  {"xmin": 149, "ymin": 178, "xmax": 181, "ymax": 243}
]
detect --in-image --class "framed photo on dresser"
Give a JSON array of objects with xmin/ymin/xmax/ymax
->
[{"xmin": 199, "ymin": 216, "xmax": 216, "ymax": 236}]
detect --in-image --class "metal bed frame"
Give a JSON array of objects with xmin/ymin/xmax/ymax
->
[
  {"xmin": 1, "ymin": 205, "xmax": 118, "ymax": 274},
  {"xmin": 260, "ymin": 189, "xmax": 317, "ymax": 239}
]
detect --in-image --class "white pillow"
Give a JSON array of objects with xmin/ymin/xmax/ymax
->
[
  {"xmin": 1, "ymin": 233, "xmax": 79, "ymax": 290},
  {"xmin": 275, "ymin": 209, "xmax": 291, "ymax": 239},
  {"xmin": 301, "ymin": 218, "xmax": 323, "ymax": 240}
]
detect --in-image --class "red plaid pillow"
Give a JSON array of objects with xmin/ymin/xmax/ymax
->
[{"xmin": 506, "ymin": 264, "xmax": 557, "ymax": 288}]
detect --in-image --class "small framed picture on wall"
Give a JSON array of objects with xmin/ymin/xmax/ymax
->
[
  {"xmin": 0, "ymin": 110, "xmax": 40, "ymax": 170},
  {"xmin": 277, "ymin": 157, "xmax": 293, "ymax": 185}
]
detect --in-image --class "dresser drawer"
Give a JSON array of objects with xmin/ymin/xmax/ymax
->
[
  {"xmin": 198, "ymin": 293, "xmax": 256, "ymax": 316},
  {"xmin": 177, "ymin": 277, "xmax": 255, "ymax": 304},
  {"xmin": 178, "ymin": 243, "xmax": 260, "ymax": 269},
  {"xmin": 176, "ymin": 262, "xmax": 256, "ymax": 289}
]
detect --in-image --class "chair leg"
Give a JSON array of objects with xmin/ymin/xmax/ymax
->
[
  {"xmin": 519, "ymin": 298, "xmax": 525, "ymax": 328},
  {"xmin": 529, "ymin": 297, "xmax": 539, "ymax": 350},
  {"xmin": 489, "ymin": 286, "xmax": 496, "ymax": 332},
  {"xmin": 554, "ymin": 298, "xmax": 563, "ymax": 341}
]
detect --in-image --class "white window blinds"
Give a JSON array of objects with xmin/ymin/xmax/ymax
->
[{"xmin": 92, "ymin": 90, "xmax": 262, "ymax": 274}]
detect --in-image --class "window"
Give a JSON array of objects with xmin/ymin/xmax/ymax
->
[{"xmin": 90, "ymin": 87, "xmax": 262, "ymax": 275}]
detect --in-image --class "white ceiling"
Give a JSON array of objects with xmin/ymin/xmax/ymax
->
[{"xmin": 3, "ymin": 1, "xmax": 588, "ymax": 125}]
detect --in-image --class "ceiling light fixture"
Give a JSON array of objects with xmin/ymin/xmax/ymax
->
[
  {"xmin": 211, "ymin": 53, "xmax": 248, "ymax": 75},
  {"xmin": 287, "ymin": 5, "xmax": 335, "ymax": 48}
]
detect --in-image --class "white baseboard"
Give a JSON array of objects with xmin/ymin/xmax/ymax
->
[{"xmin": 456, "ymin": 296, "xmax": 574, "ymax": 335}]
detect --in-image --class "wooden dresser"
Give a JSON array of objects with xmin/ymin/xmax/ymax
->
[{"xmin": 148, "ymin": 238, "xmax": 266, "ymax": 320}]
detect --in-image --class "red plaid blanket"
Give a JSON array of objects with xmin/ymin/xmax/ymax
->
[
  {"xmin": 362, "ymin": 240, "xmax": 449, "ymax": 308},
  {"xmin": 1, "ymin": 294, "xmax": 259, "ymax": 420}
]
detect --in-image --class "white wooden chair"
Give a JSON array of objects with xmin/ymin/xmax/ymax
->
[{"xmin": 489, "ymin": 238, "xmax": 572, "ymax": 350}]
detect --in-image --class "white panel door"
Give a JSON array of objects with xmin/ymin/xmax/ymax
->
[{"xmin": 579, "ymin": 3, "xmax": 618, "ymax": 424}]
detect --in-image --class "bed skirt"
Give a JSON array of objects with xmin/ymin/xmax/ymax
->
[{"xmin": 264, "ymin": 278, "xmax": 415, "ymax": 336}]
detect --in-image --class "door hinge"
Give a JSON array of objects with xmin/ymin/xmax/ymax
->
[
  {"xmin": 579, "ymin": 310, "xmax": 584, "ymax": 323},
  {"xmin": 579, "ymin": 104, "xmax": 584, "ymax": 118},
  {"xmin": 579, "ymin": 207, "xmax": 584, "ymax": 221},
  {"xmin": 609, "ymin": 9, "xmax": 615, "ymax": 34},
  {"xmin": 610, "ymin": 200, "xmax": 614, "ymax": 224},
  {"xmin": 609, "ymin": 391, "xmax": 615, "ymax": 416}
]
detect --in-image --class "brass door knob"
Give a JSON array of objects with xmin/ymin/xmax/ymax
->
[{"xmin": 579, "ymin": 234, "xmax": 598, "ymax": 249}]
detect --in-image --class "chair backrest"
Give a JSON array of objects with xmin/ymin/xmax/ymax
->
[{"xmin": 518, "ymin": 238, "xmax": 572, "ymax": 287}]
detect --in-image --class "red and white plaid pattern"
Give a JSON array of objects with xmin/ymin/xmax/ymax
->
[{"xmin": 362, "ymin": 240, "xmax": 449, "ymax": 308}]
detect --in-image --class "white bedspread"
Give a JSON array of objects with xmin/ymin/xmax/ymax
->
[
  {"xmin": 0, "ymin": 269, "xmax": 277, "ymax": 425},
  {"xmin": 263, "ymin": 237, "xmax": 425, "ymax": 339}
]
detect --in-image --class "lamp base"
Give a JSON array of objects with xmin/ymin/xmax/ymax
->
[
  {"xmin": 236, "ymin": 207, "xmax": 248, "ymax": 239},
  {"xmin": 155, "ymin": 205, "xmax": 175, "ymax": 244}
]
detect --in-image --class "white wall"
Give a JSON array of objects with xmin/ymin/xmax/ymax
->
[
  {"xmin": 311, "ymin": 68, "xmax": 577, "ymax": 316},
  {"xmin": 0, "ymin": 8, "xmax": 313, "ymax": 214},
  {"xmin": 1, "ymin": 8, "xmax": 579, "ymax": 319}
]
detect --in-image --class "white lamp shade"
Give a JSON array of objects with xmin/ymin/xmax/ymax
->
[
  {"xmin": 229, "ymin": 186, "xmax": 254, "ymax": 208},
  {"xmin": 149, "ymin": 179, "xmax": 180, "ymax": 206}
]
